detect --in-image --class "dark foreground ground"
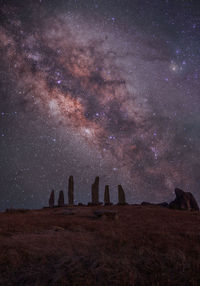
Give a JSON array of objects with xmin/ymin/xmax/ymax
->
[{"xmin": 0, "ymin": 205, "xmax": 200, "ymax": 286}]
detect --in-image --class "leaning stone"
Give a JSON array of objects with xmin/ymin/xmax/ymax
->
[{"xmin": 169, "ymin": 188, "xmax": 199, "ymax": 211}]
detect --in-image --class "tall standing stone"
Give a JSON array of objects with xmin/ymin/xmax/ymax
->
[
  {"xmin": 49, "ymin": 190, "xmax": 55, "ymax": 208},
  {"xmin": 58, "ymin": 190, "xmax": 65, "ymax": 207},
  {"xmin": 68, "ymin": 175, "xmax": 74, "ymax": 205},
  {"xmin": 92, "ymin": 176, "xmax": 99, "ymax": 205},
  {"xmin": 104, "ymin": 185, "xmax": 111, "ymax": 205},
  {"xmin": 118, "ymin": 185, "xmax": 126, "ymax": 205}
]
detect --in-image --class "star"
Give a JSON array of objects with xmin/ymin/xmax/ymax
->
[{"xmin": 0, "ymin": 0, "xmax": 200, "ymax": 210}]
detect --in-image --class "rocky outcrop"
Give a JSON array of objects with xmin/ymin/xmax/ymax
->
[
  {"xmin": 118, "ymin": 185, "xmax": 126, "ymax": 205},
  {"xmin": 58, "ymin": 190, "xmax": 65, "ymax": 207},
  {"xmin": 68, "ymin": 176, "xmax": 74, "ymax": 205},
  {"xmin": 141, "ymin": 202, "xmax": 168, "ymax": 207},
  {"xmin": 104, "ymin": 185, "xmax": 112, "ymax": 205},
  {"xmin": 169, "ymin": 188, "xmax": 199, "ymax": 211},
  {"xmin": 91, "ymin": 177, "xmax": 99, "ymax": 205},
  {"xmin": 49, "ymin": 190, "xmax": 55, "ymax": 208}
]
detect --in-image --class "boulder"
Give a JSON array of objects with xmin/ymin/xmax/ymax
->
[
  {"xmin": 169, "ymin": 188, "xmax": 199, "ymax": 211},
  {"xmin": 94, "ymin": 210, "xmax": 118, "ymax": 220}
]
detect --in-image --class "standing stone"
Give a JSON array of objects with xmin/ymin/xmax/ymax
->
[
  {"xmin": 118, "ymin": 185, "xmax": 126, "ymax": 205},
  {"xmin": 49, "ymin": 190, "xmax": 55, "ymax": 208},
  {"xmin": 104, "ymin": 185, "xmax": 111, "ymax": 205},
  {"xmin": 68, "ymin": 176, "xmax": 74, "ymax": 205},
  {"xmin": 58, "ymin": 190, "xmax": 65, "ymax": 207},
  {"xmin": 169, "ymin": 188, "xmax": 199, "ymax": 211},
  {"xmin": 92, "ymin": 176, "xmax": 99, "ymax": 205}
]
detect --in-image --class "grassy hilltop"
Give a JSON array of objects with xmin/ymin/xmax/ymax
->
[{"xmin": 0, "ymin": 205, "xmax": 200, "ymax": 286}]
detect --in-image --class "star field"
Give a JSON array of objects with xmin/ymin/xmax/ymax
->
[{"xmin": 0, "ymin": 0, "xmax": 200, "ymax": 210}]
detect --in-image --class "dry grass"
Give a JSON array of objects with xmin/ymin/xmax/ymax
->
[{"xmin": 0, "ymin": 205, "xmax": 200, "ymax": 286}]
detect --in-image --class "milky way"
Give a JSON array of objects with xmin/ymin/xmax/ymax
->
[{"xmin": 0, "ymin": 0, "xmax": 200, "ymax": 209}]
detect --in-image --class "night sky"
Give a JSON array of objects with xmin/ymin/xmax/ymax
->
[{"xmin": 0, "ymin": 0, "xmax": 200, "ymax": 210}]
